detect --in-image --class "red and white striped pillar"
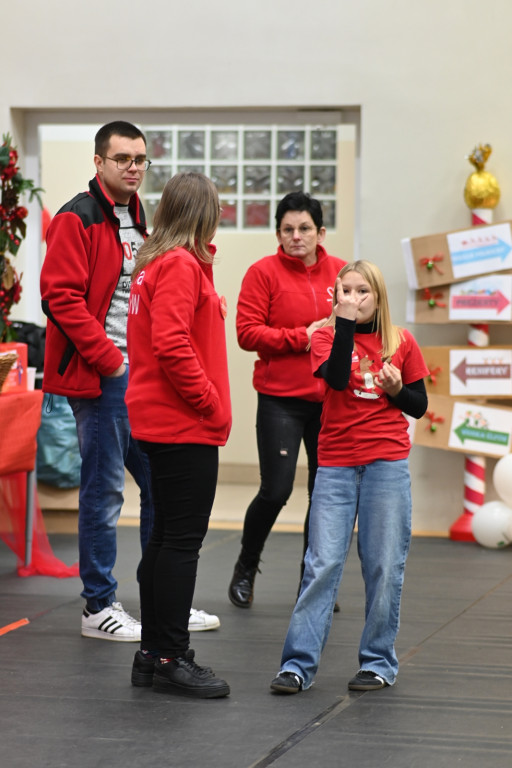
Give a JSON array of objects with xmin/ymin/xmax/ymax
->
[{"xmin": 449, "ymin": 207, "xmax": 491, "ymax": 541}]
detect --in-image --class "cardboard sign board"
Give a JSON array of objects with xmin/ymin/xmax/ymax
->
[
  {"xmin": 422, "ymin": 346, "xmax": 512, "ymax": 398},
  {"xmin": 406, "ymin": 273, "xmax": 512, "ymax": 324},
  {"xmin": 402, "ymin": 220, "xmax": 512, "ymax": 290},
  {"xmin": 413, "ymin": 393, "xmax": 512, "ymax": 458}
]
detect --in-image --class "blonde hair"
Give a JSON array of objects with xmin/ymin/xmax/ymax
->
[
  {"xmin": 133, "ymin": 172, "xmax": 220, "ymax": 279},
  {"xmin": 326, "ymin": 260, "xmax": 404, "ymax": 358}
]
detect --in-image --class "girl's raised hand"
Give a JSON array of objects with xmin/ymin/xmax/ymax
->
[{"xmin": 334, "ymin": 277, "xmax": 367, "ymax": 321}]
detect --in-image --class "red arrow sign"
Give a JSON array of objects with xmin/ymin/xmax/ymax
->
[
  {"xmin": 452, "ymin": 357, "xmax": 512, "ymax": 385},
  {"xmin": 451, "ymin": 290, "xmax": 510, "ymax": 315}
]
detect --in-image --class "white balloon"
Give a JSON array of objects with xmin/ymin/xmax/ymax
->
[
  {"xmin": 493, "ymin": 454, "xmax": 512, "ymax": 507},
  {"xmin": 471, "ymin": 501, "xmax": 512, "ymax": 549}
]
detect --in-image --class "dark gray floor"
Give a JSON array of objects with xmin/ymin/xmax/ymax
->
[{"xmin": 1, "ymin": 525, "xmax": 511, "ymax": 768}]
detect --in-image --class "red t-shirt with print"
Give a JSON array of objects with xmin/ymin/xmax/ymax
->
[{"xmin": 311, "ymin": 326, "xmax": 429, "ymax": 466}]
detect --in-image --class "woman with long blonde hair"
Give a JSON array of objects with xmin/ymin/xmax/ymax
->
[
  {"xmin": 271, "ymin": 260, "xmax": 429, "ymax": 695},
  {"xmin": 126, "ymin": 172, "xmax": 231, "ymax": 699}
]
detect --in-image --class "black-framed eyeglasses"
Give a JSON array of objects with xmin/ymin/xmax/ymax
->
[{"xmin": 103, "ymin": 155, "xmax": 152, "ymax": 171}]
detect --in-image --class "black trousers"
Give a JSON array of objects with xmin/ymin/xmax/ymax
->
[
  {"xmin": 240, "ymin": 393, "xmax": 322, "ymax": 569},
  {"xmin": 138, "ymin": 442, "xmax": 218, "ymax": 656}
]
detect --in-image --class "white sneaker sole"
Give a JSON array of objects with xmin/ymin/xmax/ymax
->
[
  {"xmin": 81, "ymin": 627, "xmax": 141, "ymax": 642},
  {"xmin": 188, "ymin": 618, "xmax": 221, "ymax": 632}
]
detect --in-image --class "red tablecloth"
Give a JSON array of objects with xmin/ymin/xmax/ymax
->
[
  {"xmin": 0, "ymin": 391, "xmax": 78, "ymax": 577},
  {"xmin": 0, "ymin": 390, "xmax": 43, "ymax": 474}
]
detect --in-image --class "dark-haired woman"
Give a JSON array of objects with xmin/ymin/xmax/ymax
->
[{"xmin": 228, "ymin": 192, "xmax": 346, "ymax": 609}]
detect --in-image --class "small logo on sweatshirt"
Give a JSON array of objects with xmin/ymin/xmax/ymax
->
[{"xmin": 128, "ymin": 293, "xmax": 140, "ymax": 315}]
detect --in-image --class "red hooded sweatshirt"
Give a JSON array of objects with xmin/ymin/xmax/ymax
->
[
  {"xmin": 126, "ymin": 246, "xmax": 231, "ymax": 446},
  {"xmin": 236, "ymin": 244, "xmax": 346, "ymax": 402}
]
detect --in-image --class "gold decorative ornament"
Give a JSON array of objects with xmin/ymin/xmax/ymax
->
[{"xmin": 463, "ymin": 143, "xmax": 500, "ymax": 210}]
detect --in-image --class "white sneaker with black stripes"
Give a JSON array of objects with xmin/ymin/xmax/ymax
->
[
  {"xmin": 81, "ymin": 601, "xmax": 141, "ymax": 642},
  {"xmin": 188, "ymin": 608, "xmax": 220, "ymax": 632}
]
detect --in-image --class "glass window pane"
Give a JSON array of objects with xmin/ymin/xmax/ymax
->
[
  {"xmin": 277, "ymin": 130, "xmax": 305, "ymax": 160},
  {"xmin": 311, "ymin": 130, "xmax": 337, "ymax": 160},
  {"xmin": 141, "ymin": 122, "xmax": 343, "ymax": 232},
  {"xmin": 177, "ymin": 164, "xmax": 205, "ymax": 175},
  {"xmin": 211, "ymin": 165, "xmax": 238, "ymax": 194},
  {"xmin": 219, "ymin": 200, "xmax": 237, "ymax": 228},
  {"xmin": 320, "ymin": 200, "xmax": 336, "ymax": 229},
  {"xmin": 311, "ymin": 165, "xmax": 336, "ymax": 195},
  {"xmin": 178, "ymin": 130, "xmax": 205, "ymax": 159},
  {"xmin": 211, "ymin": 130, "xmax": 238, "ymax": 160},
  {"xmin": 144, "ymin": 198, "xmax": 160, "ymax": 229},
  {"xmin": 145, "ymin": 165, "xmax": 171, "ymax": 194},
  {"xmin": 244, "ymin": 165, "xmax": 271, "ymax": 194},
  {"xmin": 277, "ymin": 165, "xmax": 304, "ymax": 194},
  {"xmin": 146, "ymin": 130, "xmax": 172, "ymax": 160},
  {"xmin": 244, "ymin": 200, "xmax": 270, "ymax": 228},
  {"xmin": 244, "ymin": 130, "xmax": 271, "ymax": 160}
]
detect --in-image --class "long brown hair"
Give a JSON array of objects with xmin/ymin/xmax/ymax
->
[
  {"xmin": 325, "ymin": 260, "xmax": 404, "ymax": 358},
  {"xmin": 133, "ymin": 172, "xmax": 220, "ymax": 280}
]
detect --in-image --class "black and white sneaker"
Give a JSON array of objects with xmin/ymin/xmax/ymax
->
[
  {"xmin": 348, "ymin": 670, "xmax": 388, "ymax": 691},
  {"xmin": 81, "ymin": 602, "xmax": 141, "ymax": 642},
  {"xmin": 270, "ymin": 671, "xmax": 303, "ymax": 694}
]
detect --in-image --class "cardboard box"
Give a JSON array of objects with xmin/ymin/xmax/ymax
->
[
  {"xmin": 422, "ymin": 346, "xmax": 512, "ymax": 398},
  {"xmin": 402, "ymin": 220, "xmax": 512, "ymax": 290},
  {"xmin": 0, "ymin": 342, "xmax": 28, "ymax": 393}
]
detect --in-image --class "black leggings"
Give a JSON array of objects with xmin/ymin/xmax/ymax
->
[
  {"xmin": 138, "ymin": 442, "xmax": 218, "ymax": 657},
  {"xmin": 240, "ymin": 394, "xmax": 322, "ymax": 569}
]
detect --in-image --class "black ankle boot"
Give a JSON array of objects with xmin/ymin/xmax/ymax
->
[{"xmin": 228, "ymin": 560, "xmax": 258, "ymax": 608}]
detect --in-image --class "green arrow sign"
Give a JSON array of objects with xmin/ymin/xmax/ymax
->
[{"xmin": 454, "ymin": 419, "xmax": 510, "ymax": 446}]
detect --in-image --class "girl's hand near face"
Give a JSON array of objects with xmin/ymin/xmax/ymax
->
[
  {"xmin": 376, "ymin": 361, "xmax": 402, "ymax": 397},
  {"xmin": 333, "ymin": 277, "xmax": 367, "ymax": 321}
]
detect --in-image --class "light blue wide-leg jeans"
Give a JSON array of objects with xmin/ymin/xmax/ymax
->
[{"xmin": 279, "ymin": 459, "xmax": 412, "ymax": 688}]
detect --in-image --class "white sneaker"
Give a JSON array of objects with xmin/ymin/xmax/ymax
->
[
  {"xmin": 81, "ymin": 601, "xmax": 141, "ymax": 642},
  {"xmin": 188, "ymin": 607, "xmax": 220, "ymax": 632}
]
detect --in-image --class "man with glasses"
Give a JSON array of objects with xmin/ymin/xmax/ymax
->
[{"xmin": 41, "ymin": 121, "xmax": 220, "ymax": 641}]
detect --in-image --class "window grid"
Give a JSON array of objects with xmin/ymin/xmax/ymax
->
[{"xmin": 142, "ymin": 125, "xmax": 339, "ymax": 231}]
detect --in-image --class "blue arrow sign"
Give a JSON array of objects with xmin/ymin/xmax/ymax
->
[{"xmin": 451, "ymin": 238, "xmax": 512, "ymax": 267}]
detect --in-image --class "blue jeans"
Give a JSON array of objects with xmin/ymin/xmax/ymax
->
[
  {"xmin": 240, "ymin": 394, "xmax": 322, "ymax": 569},
  {"xmin": 68, "ymin": 368, "xmax": 153, "ymax": 611},
  {"xmin": 280, "ymin": 459, "xmax": 412, "ymax": 688}
]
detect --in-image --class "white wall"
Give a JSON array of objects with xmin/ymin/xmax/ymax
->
[
  {"xmin": 3, "ymin": 0, "xmax": 511, "ymax": 532},
  {"xmin": 37, "ymin": 122, "xmax": 356, "ymax": 474}
]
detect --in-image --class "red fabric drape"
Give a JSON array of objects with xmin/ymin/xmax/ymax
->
[
  {"xmin": 0, "ymin": 473, "xmax": 78, "ymax": 577},
  {"xmin": 0, "ymin": 391, "xmax": 78, "ymax": 577}
]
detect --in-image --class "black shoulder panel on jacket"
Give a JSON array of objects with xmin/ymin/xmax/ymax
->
[{"xmin": 56, "ymin": 192, "xmax": 105, "ymax": 230}]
